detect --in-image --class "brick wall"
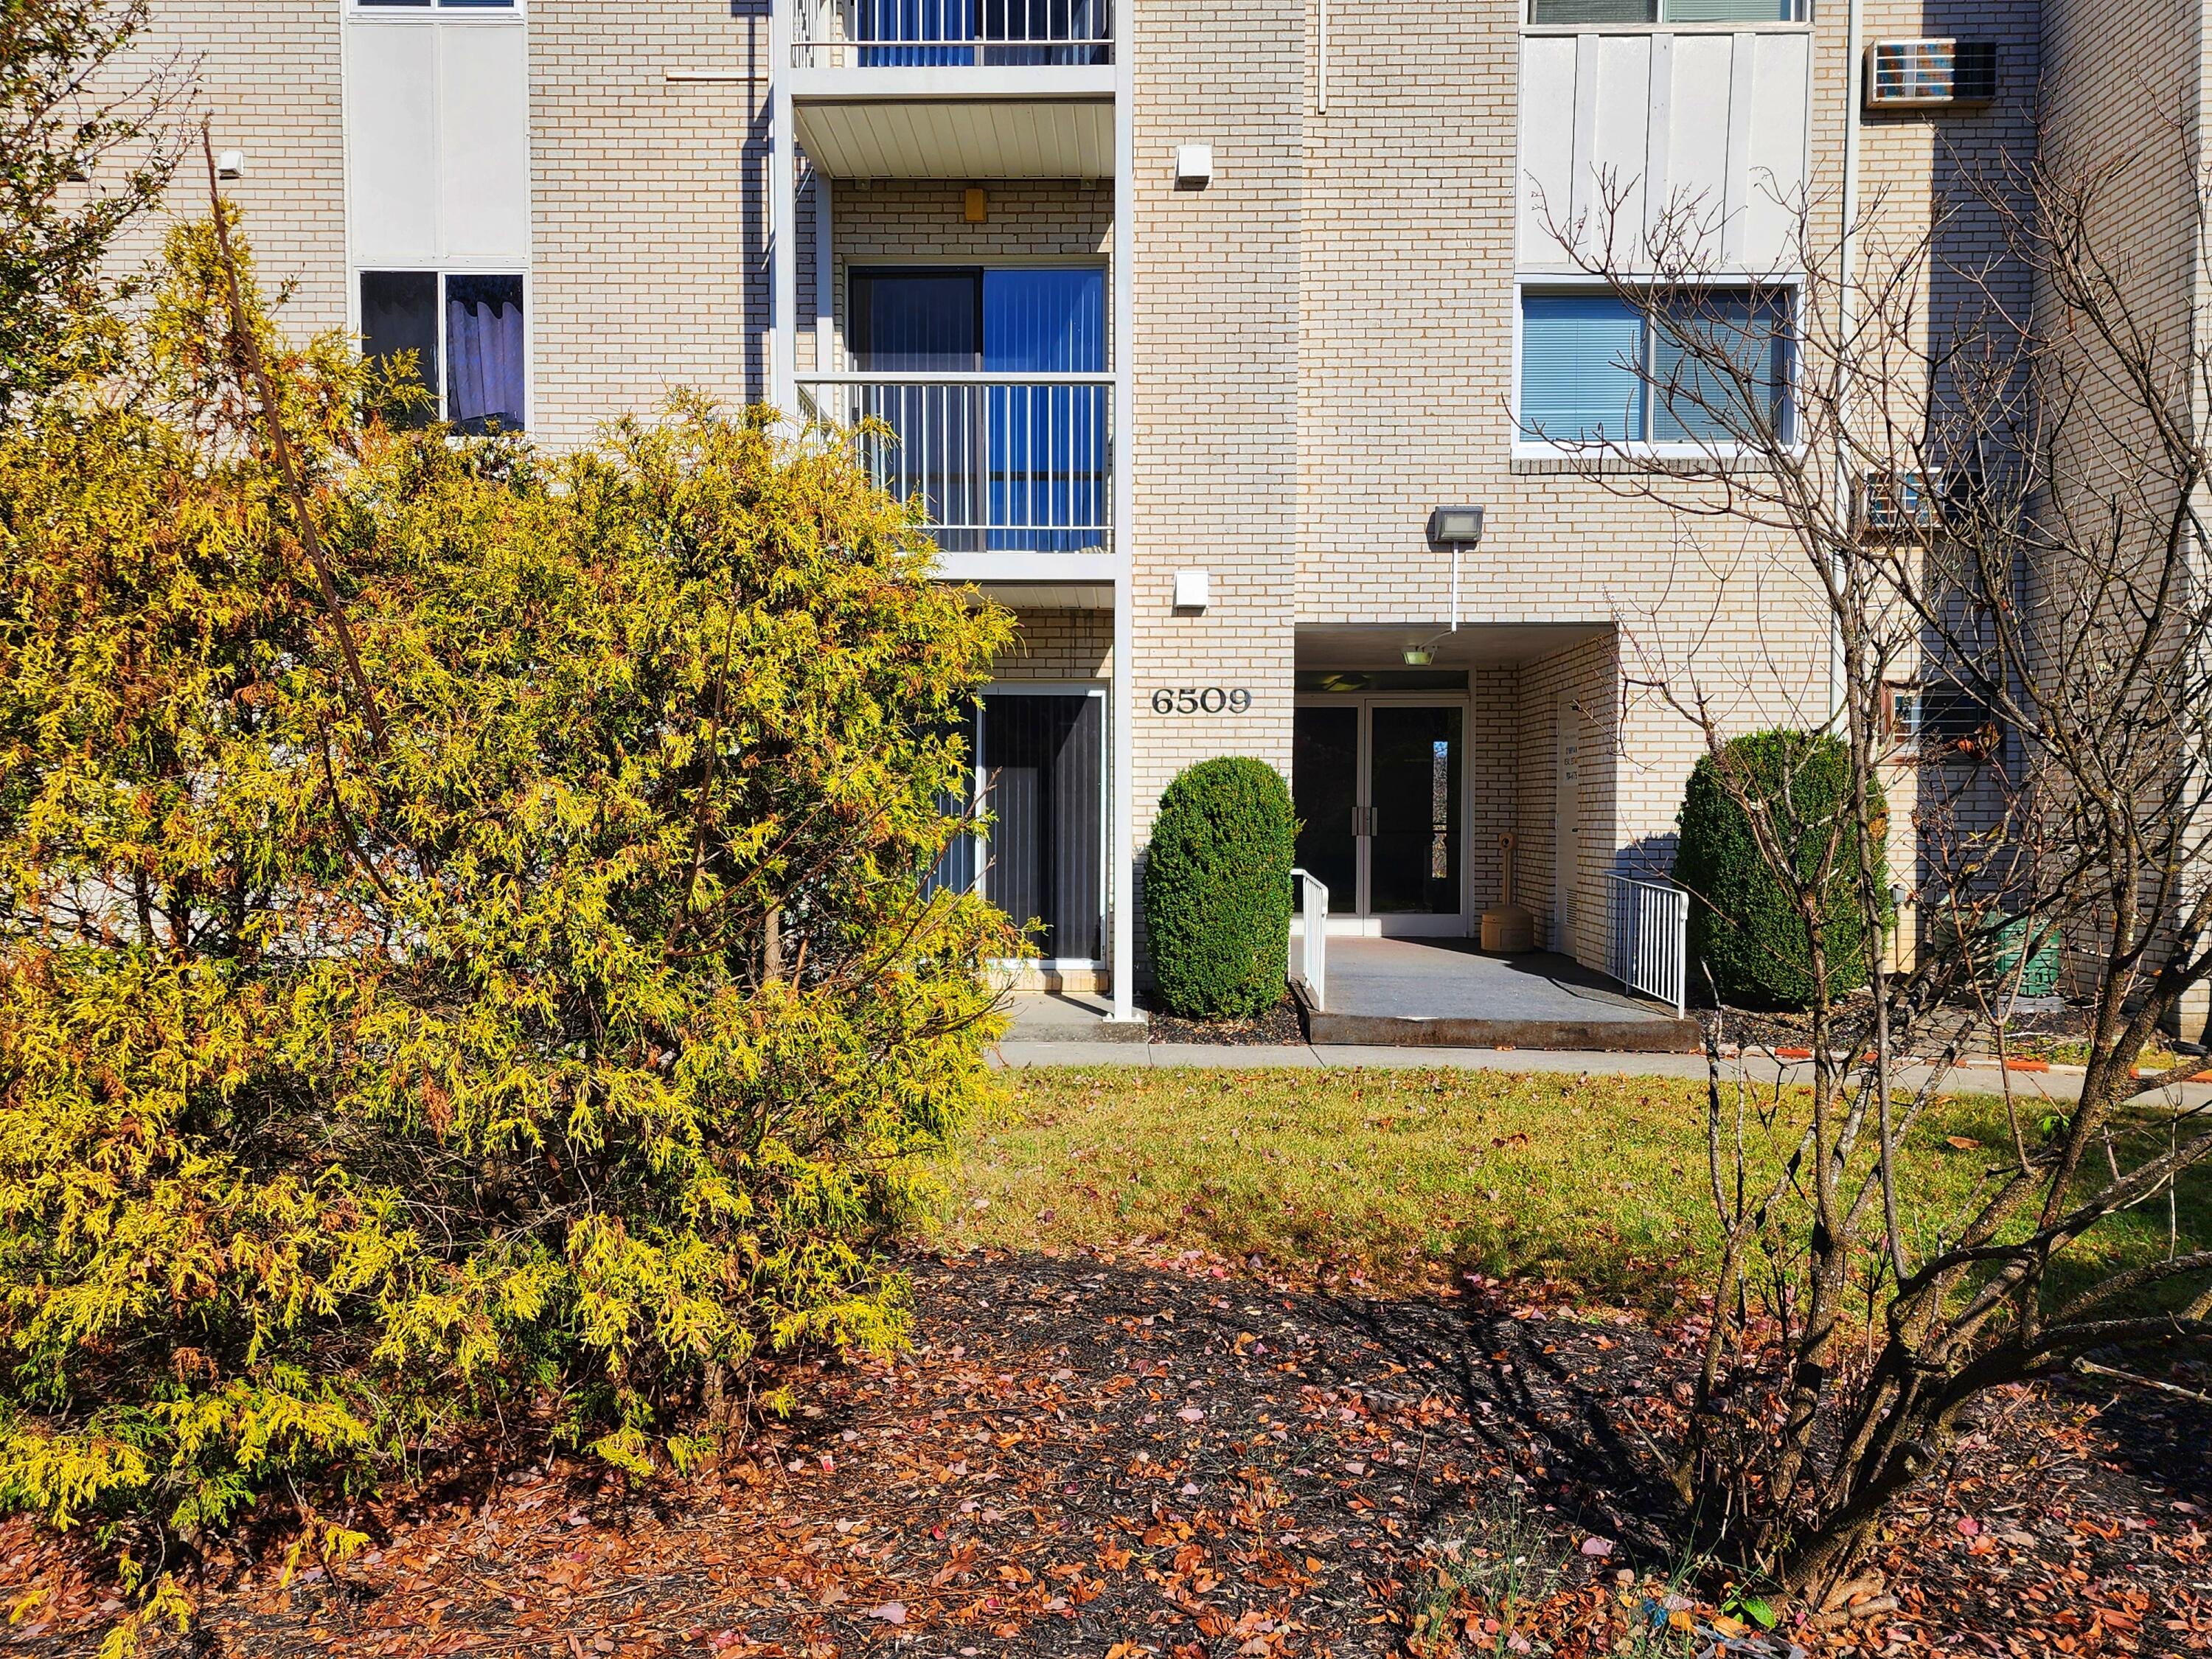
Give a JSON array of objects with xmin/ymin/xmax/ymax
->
[
  {"xmin": 1124, "ymin": 0, "xmax": 1303, "ymax": 852},
  {"xmin": 109, "ymin": 0, "xmax": 348, "ymax": 335},
  {"xmin": 528, "ymin": 0, "xmax": 771, "ymax": 449},
  {"xmin": 996, "ymin": 608, "xmax": 1113, "ymax": 681}
]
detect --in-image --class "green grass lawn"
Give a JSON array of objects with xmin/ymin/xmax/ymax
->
[{"xmin": 938, "ymin": 1067, "xmax": 2212, "ymax": 1315}]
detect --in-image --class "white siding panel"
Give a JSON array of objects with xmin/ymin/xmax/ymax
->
[
  {"xmin": 347, "ymin": 26, "xmax": 439, "ymax": 266},
  {"xmin": 440, "ymin": 26, "xmax": 530, "ymax": 264},
  {"xmin": 1517, "ymin": 35, "xmax": 1577, "ymax": 266},
  {"xmin": 1743, "ymin": 32, "xmax": 1812, "ymax": 271},
  {"xmin": 1665, "ymin": 33, "xmax": 1735, "ymax": 246},
  {"xmin": 1521, "ymin": 28, "xmax": 1809, "ymax": 274},
  {"xmin": 1590, "ymin": 33, "xmax": 1652, "ymax": 254}
]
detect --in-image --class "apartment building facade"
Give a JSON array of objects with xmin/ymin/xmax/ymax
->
[{"xmin": 128, "ymin": 0, "xmax": 2162, "ymax": 1022}]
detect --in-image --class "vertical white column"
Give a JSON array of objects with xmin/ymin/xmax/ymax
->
[
  {"xmin": 814, "ymin": 173, "xmax": 835, "ymax": 375},
  {"xmin": 769, "ymin": 0, "xmax": 798, "ymax": 418},
  {"xmin": 1108, "ymin": 0, "xmax": 1138, "ymax": 1022}
]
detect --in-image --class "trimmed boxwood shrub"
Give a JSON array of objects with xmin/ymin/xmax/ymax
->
[
  {"xmin": 1144, "ymin": 757, "xmax": 1296, "ymax": 1020},
  {"xmin": 1673, "ymin": 730, "xmax": 1891, "ymax": 1009}
]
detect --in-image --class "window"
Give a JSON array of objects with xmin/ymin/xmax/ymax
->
[
  {"xmin": 360, "ymin": 271, "xmax": 526, "ymax": 434},
  {"xmin": 1518, "ymin": 287, "xmax": 1792, "ymax": 448},
  {"xmin": 1528, "ymin": 0, "xmax": 1804, "ymax": 21},
  {"xmin": 358, "ymin": 1, "xmax": 517, "ymax": 10},
  {"xmin": 1885, "ymin": 681, "xmax": 2000, "ymax": 761}
]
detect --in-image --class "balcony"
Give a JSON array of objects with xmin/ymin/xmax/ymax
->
[
  {"xmin": 799, "ymin": 372, "xmax": 1113, "ymax": 577},
  {"xmin": 793, "ymin": 0, "xmax": 1110, "ymax": 68},
  {"xmin": 787, "ymin": 0, "xmax": 1114, "ymax": 180}
]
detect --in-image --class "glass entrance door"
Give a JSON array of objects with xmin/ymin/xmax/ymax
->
[
  {"xmin": 1368, "ymin": 705, "xmax": 1462, "ymax": 917},
  {"xmin": 1292, "ymin": 700, "xmax": 1467, "ymax": 932},
  {"xmin": 1291, "ymin": 705, "xmax": 1358, "ymax": 913}
]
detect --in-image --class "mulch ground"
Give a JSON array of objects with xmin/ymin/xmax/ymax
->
[
  {"xmin": 1137, "ymin": 992, "xmax": 1309, "ymax": 1046},
  {"xmin": 5, "ymin": 1251, "xmax": 2206, "ymax": 1657}
]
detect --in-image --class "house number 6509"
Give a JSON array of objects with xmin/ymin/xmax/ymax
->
[{"xmin": 1150, "ymin": 687, "xmax": 1251, "ymax": 715}]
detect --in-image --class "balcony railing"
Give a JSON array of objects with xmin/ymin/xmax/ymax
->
[
  {"xmin": 792, "ymin": 0, "xmax": 1112, "ymax": 68},
  {"xmin": 799, "ymin": 372, "xmax": 1112, "ymax": 555}
]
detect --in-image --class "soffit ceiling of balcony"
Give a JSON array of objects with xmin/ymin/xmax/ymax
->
[
  {"xmin": 970, "ymin": 580, "xmax": 1113, "ymax": 612},
  {"xmin": 794, "ymin": 98, "xmax": 1113, "ymax": 180},
  {"xmin": 1295, "ymin": 622, "xmax": 1613, "ymax": 670}
]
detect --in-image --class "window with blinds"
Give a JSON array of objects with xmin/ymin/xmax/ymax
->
[{"xmin": 1518, "ymin": 288, "xmax": 1792, "ymax": 448}]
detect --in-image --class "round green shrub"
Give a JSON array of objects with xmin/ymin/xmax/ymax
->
[
  {"xmin": 1143, "ymin": 757, "xmax": 1296, "ymax": 1020},
  {"xmin": 1672, "ymin": 730, "xmax": 1892, "ymax": 1009}
]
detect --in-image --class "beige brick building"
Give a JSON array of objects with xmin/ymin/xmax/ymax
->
[{"xmin": 131, "ymin": 0, "xmax": 2126, "ymax": 1021}]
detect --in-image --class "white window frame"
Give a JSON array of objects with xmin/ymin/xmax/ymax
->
[
  {"xmin": 349, "ymin": 0, "xmax": 526, "ymax": 18},
  {"xmin": 1523, "ymin": 0, "xmax": 1810, "ymax": 29},
  {"xmin": 960, "ymin": 681, "xmax": 1112, "ymax": 973},
  {"xmin": 353, "ymin": 266, "xmax": 533, "ymax": 434},
  {"xmin": 1509, "ymin": 272, "xmax": 1804, "ymax": 462}
]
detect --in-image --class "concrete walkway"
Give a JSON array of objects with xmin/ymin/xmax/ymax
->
[
  {"xmin": 1304, "ymin": 938, "xmax": 1700, "ymax": 1051},
  {"xmin": 990, "ymin": 1037, "xmax": 2212, "ymax": 1106}
]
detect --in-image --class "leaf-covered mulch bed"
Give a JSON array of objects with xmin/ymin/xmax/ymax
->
[
  {"xmin": 7, "ymin": 1252, "xmax": 2205, "ymax": 1655},
  {"xmin": 1137, "ymin": 992, "xmax": 1309, "ymax": 1046}
]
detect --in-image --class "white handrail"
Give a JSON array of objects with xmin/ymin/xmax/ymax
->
[
  {"xmin": 793, "ymin": 0, "xmax": 1114, "ymax": 63},
  {"xmin": 800, "ymin": 371, "xmax": 1114, "ymax": 386},
  {"xmin": 1609, "ymin": 874, "xmax": 1689, "ymax": 1017},
  {"xmin": 1290, "ymin": 866, "xmax": 1328, "ymax": 1011}
]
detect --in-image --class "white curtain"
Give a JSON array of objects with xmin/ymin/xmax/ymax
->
[{"xmin": 446, "ymin": 282, "xmax": 526, "ymax": 432}]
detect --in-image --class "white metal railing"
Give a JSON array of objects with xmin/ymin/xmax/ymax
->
[
  {"xmin": 799, "ymin": 373, "xmax": 1112, "ymax": 554},
  {"xmin": 1609, "ymin": 874, "xmax": 1689, "ymax": 1017},
  {"xmin": 793, "ymin": 0, "xmax": 1113, "ymax": 67},
  {"xmin": 1290, "ymin": 867, "xmax": 1328, "ymax": 1011}
]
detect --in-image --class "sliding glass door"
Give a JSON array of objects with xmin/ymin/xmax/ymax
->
[
  {"xmin": 925, "ymin": 690, "xmax": 1105, "ymax": 962},
  {"xmin": 847, "ymin": 266, "xmax": 1107, "ymax": 554}
]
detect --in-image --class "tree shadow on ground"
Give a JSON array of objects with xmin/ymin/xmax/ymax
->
[{"xmin": 1302, "ymin": 1280, "xmax": 1694, "ymax": 1564}]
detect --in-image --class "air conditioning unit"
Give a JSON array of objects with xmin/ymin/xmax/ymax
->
[
  {"xmin": 1866, "ymin": 39, "xmax": 1997, "ymax": 111},
  {"xmin": 1859, "ymin": 470, "xmax": 1935, "ymax": 537}
]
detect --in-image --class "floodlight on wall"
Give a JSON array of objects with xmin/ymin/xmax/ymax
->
[
  {"xmin": 1427, "ymin": 504, "xmax": 1485, "ymax": 545},
  {"xmin": 1175, "ymin": 144, "xmax": 1213, "ymax": 187},
  {"xmin": 216, "ymin": 149, "xmax": 246, "ymax": 180},
  {"xmin": 1427, "ymin": 504, "xmax": 1486, "ymax": 634}
]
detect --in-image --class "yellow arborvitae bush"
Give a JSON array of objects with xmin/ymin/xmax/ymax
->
[{"xmin": 0, "ymin": 218, "xmax": 1017, "ymax": 1587}]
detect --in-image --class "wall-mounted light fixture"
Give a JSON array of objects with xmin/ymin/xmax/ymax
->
[
  {"xmin": 1427, "ymin": 504, "xmax": 1485, "ymax": 545},
  {"xmin": 1175, "ymin": 144, "xmax": 1213, "ymax": 187},
  {"xmin": 1172, "ymin": 568, "xmax": 1210, "ymax": 610},
  {"xmin": 962, "ymin": 186, "xmax": 987, "ymax": 223},
  {"xmin": 1427, "ymin": 504, "xmax": 1485, "ymax": 633},
  {"xmin": 216, "ymin": 149, "xmax": 246, "ymax": 180},
  {"xmin": 1402, "ymin": 645, "xmax": 1435, "ymax": 667}
]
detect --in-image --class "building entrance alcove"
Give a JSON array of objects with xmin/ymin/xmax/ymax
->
[{"xmin": 1283, "ymin": 624, "xmax": 1697, "ymax": 1049}]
